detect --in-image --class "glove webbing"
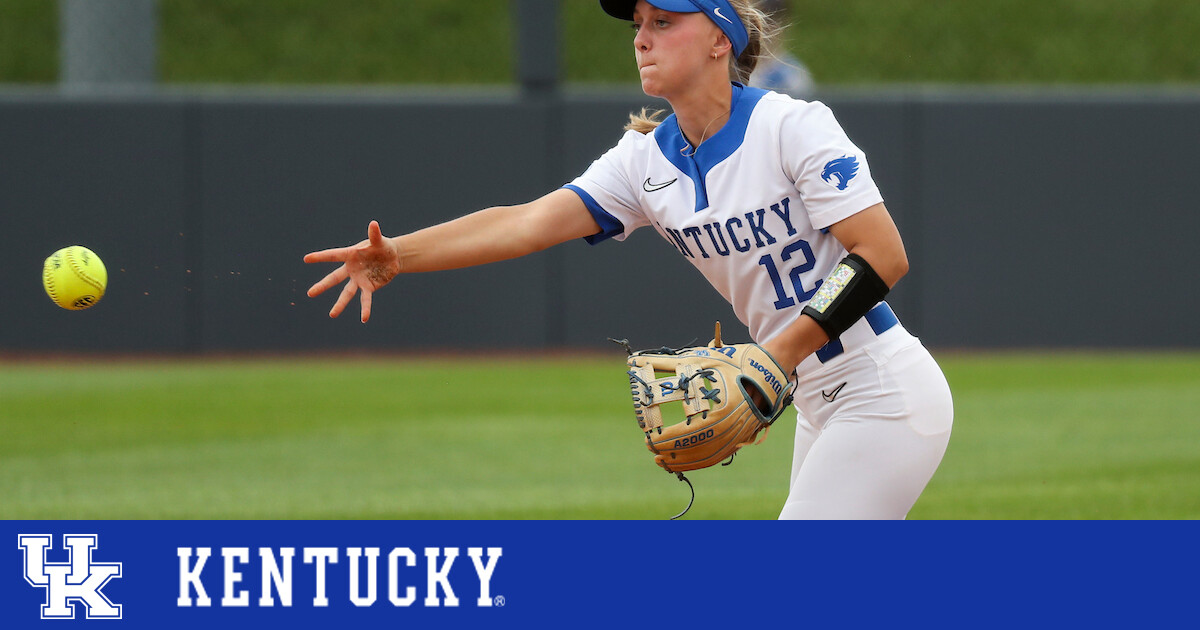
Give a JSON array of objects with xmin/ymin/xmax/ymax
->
[{"xmin": 627, "ymin": 363, "xmax": 719, "ymax": 432}]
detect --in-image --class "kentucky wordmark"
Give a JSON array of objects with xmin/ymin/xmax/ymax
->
[{"xmin": 177, "ymin": 546, "xmax": 502, "ymax": 608}]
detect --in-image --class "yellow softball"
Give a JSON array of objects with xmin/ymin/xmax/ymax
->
[{"xmin": 43, "ymin": 245, "xmax": 108, "ymax": 310}]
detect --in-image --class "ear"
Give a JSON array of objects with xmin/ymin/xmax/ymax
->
[{"xmin": 711, "ymin": 32, "xmax": 734, "ymax": 59}]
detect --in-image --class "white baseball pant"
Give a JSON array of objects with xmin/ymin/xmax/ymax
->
[{"xmin": 779, "ymin": 324, "xmax": 953, "ymax": 519}]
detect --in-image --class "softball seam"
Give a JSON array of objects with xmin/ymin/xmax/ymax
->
[
  {"xmin": 42, "ymin": 254, "xmax": 62, "ymax": 304},
  {"xmin": 65, "ymin": 247, "xmax": 106, "ymax": 293}
]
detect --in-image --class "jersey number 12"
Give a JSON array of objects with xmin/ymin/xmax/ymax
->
[{"xmin": 758, "ymin": 238, "xmax": 822, "ymax": 310}]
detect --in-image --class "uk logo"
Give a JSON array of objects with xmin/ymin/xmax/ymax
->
[
  {"xmin": 18, "ymin": 534, "xmax": 123, "ymax": 620},
  {"xmin": 820, "ymin": 155, "xmax": 860, "ymax": 191}
]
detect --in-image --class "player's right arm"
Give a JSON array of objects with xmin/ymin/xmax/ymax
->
[
  {"xmin": 396, "ymin": 188, "xmax": 600, "ymax": 273},
  {"xmin": 303, "ymin": 188, "xmax": 601, "ymax": 323}
]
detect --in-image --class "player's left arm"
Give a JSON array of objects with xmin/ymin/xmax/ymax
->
[
  {"xmin": 760, "ymin": 202, "xmax": 908, "ymax": 373},
  {"xmin": 827, "ymin": 202, "xmax": 909, "ymax": 286}
]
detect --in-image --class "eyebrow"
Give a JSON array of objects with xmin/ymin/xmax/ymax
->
[{"xmin": 632, "ymin": 6, "xmax": 674, "ymax": 19}]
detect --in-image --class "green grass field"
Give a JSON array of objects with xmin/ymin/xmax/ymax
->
[{"xmin": 1, "ymin": 352, "xmax": 1197, "ymax": 520}]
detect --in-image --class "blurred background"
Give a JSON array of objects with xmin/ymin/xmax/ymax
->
[
  {"xmin": 2, "ymin": 0, "xmax": 1198, "ymax": 354},
  {"xmin": 1, "ymin": 1, "xmax": 1198, "ymax": 521}
]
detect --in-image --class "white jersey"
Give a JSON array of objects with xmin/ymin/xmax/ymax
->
[{"xmin": 565, "ymin": 83, "xmax": 884, "ymax": 345}]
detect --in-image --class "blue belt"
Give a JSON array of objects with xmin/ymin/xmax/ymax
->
[{"xmin": 814, "ymin": 302, "xmax": 899, "ymax": 364}]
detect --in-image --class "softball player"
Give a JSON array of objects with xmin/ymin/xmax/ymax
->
[{"xmin": 306, "ymin": 0, "xmax": 953, "ymax": 519}]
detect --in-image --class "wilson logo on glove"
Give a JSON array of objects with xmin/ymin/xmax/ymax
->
[{"xmin": 748, "ymin": 359, "xmax": 785, "ymax": 394}]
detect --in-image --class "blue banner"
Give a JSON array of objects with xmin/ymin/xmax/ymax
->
[{"xmin": 2, "ymin": 521, "xmax": 1195, "ymax": 628}]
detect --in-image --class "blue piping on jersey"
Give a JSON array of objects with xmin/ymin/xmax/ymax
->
[
  {"xmin": 653, "ymin": 83, "xmax": 769, "ymax": 214},
  {"xmin": 563, "ymin": 184, "xmax": 625, "ymax": 245}
]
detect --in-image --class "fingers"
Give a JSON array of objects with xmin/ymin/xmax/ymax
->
[
  {"xmin": 308, "ymin": 220, "xmax": 382, "ymax": 263},
  {"xmin": 329, "ymin": 278, "xmax": 358, "ymax": 319},
  {"xmin": 308, "ymin": 220, "xmax": 385, "ymax": 322},
  {"xmin": 303, "ymin": 246, "xmax": 353, "ymax": 264},
  {"xmin": 367, "ymin": 220, "xmax": 384, "ymax": 247},
  {"xmin": 359, "ymin": 288, "xmax": 373, "ymax": 324},
  {"xmin": 307, "ymin": 266, "xmax": 349, "ymax": 297},
  {"xmin": 311, "ymin": 272, "xmax": 373, "ymax": 324}
]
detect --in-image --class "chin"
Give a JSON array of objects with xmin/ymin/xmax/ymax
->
[{"xmin": 639, "ymin": 73, "xmax": 664, "ymax": 98}]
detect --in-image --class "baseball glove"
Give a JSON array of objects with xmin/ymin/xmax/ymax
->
[{"xmin": 620, "ymin": 323, "xmax": 795, "ymax": 475}]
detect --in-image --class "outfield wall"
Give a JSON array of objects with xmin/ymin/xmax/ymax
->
[{"xmin": 1, "ymin": 87, "xmax": 1197, "ymax": 353}]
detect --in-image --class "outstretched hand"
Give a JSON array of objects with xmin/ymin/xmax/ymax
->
[{"xmin": 303, "ymin": 220, "xmax": 401, "ymax": 323}]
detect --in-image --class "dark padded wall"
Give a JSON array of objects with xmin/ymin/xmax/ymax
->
[
  {"xmin": 914, "ymin": 96, "xmax": 1200, "ymax": 348},
  {"xmin": 0, "ymin": 99, "xmax": 191, "ymax": 352},
  {"xmin": 2, "ymin": 88, "xmax": 1196, "ymax": 353}
]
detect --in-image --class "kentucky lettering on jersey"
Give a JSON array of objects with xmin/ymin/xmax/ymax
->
[
  {"xmin": 659, "ymin": 196, "xmax": 799, "ymax": 259},
  {"xmin": 565, "ymin": 83, "xmax": 884, "ymax": 344}
]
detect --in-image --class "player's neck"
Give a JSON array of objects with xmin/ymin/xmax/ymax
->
[{"xmin": 673, "ymin": 85, "xmax": 733, "ymax": 151}]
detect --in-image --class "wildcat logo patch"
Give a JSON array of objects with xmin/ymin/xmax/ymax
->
[{"xmin": 821, "ymin": 155, "xmax": 861, "ymax": 191}]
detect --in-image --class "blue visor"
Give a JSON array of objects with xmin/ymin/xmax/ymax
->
[{"xmin": 599, "ymin": 0, "xmax": 750, "ymax": 57}]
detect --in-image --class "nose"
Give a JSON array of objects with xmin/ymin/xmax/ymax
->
[{"xmin": 633, "ymin": 26, "xmax": 650, "ymax": 52}]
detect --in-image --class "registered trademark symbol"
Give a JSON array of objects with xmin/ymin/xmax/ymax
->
[{"xmin": 494, "ymin": 595, "xmax": 506, "ymax": 607}]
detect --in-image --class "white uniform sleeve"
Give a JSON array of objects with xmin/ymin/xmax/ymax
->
[
  {"xmin": 563, "ymin": 130, "xmax": 651, "ymax": 244},
  {"xmin": 782, "ymin": 101, "xmax": 884, "ymax": 230}
]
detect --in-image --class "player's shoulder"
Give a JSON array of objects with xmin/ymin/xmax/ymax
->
[
  {"xmin": 600, "ymin": 119, "xmax": 665, "ymax": 151},
  {"xmin": 609, "ymin": 114, "xmax": 691, "ymax": 161},
  {"xmin": 618, "ymin": 126, "xmax": 659, "ymax": 146},
  {"xmin": 748, "ymin": 92, "xmax": 845, "ymax": 140},
  {"xmin": 588, "ymin": 125, "xmax": 669, "ymax": 179},
  {"xmin": 753, "ymin": 91, "xmax": 835, "ymax": 122},
  {"xmin": 591, "ymin": 125, "xmax": 653, "ymax": 159}
]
